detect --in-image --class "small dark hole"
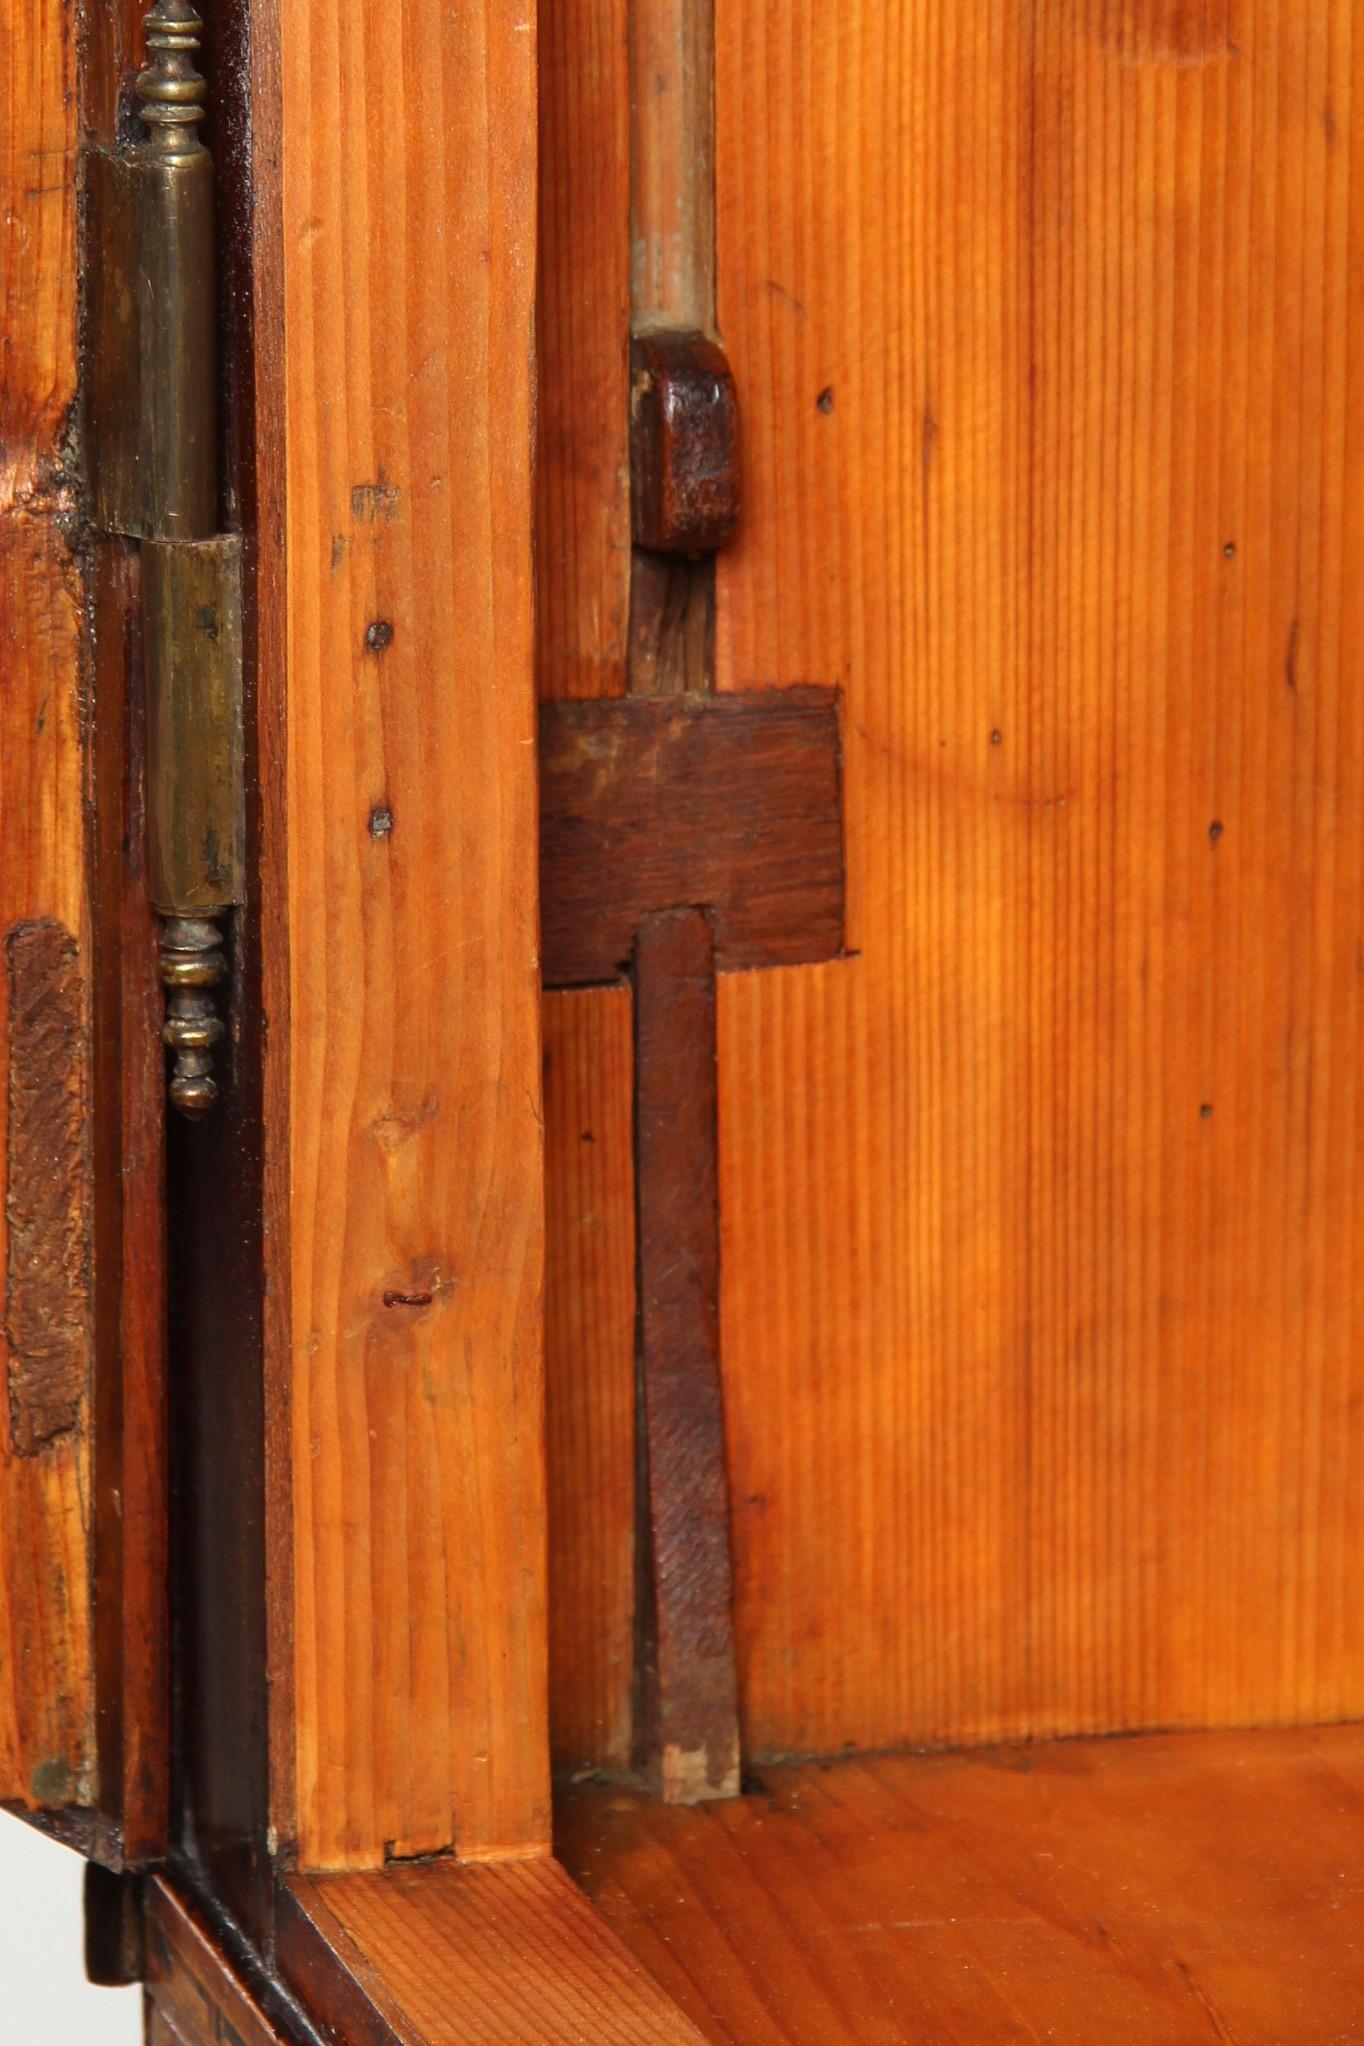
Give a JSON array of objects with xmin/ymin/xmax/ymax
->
[
  {"xmin": 816, "ymin": 387, "xmax": 835, "ymax": 414},
  {"xmin": 1223, "ymin": 542, "xmax": 1237, "ymax": 560},
  {"xmin": 366, "ymin": 619, "xmax": 395, "ymax": 653},
  {"xmin": 1200, "ymin": 1103, "xmax": 1214, "ymax": 1120},
  {"xmin": 990, "ymin": 729, "xmax": 1003, "ymax": 747},
  {"xmin": 1209, "ymin": 820, "xmax": 1224, "ymax": 844}
]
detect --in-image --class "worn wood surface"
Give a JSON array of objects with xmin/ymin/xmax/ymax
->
[
  {"xmin": 633, "ymin": 911, "xmax": 739, "ymax": 1802},
  {"xmin": 537, "ymin": 0, "xmax": 631, "ymax": 703},
  {"xmin": 144, "ymin": 1878, "xmax": 285, "ymax": 2046},
  {"xmin": 539, "ymin": 689, "xmax": 844, "ymax": 988},
  {"xmin": 544, "ymin": 988, "xmax": 637, "ymax": 1773},
  {"xmin": 267, "ymin": 0, "xmax": 547, "ymax": 1868},
  {"xmin": 559, "ymin": 1725, "xmax": 1364, "ymax": 2044},
  {"xmin": 280, "ymin": 1856, "xmax": 708, "ymax": 2046},
  {"xmin": 696, "ymin": 0, "xmax": 1364, "ymax": 1757},
  {"xmin": 629, "ymin": 0, "xmax": 714, "ymax": 326},
  {"xmin": 0, "ymin": 0, "xmax": 95, "ymax": 1824}
]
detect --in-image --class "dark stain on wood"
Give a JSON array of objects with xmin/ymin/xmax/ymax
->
[
  {"xmin": 539, "ymin": 687, "xmax": 844, "ymax": 988},
  {"xmin": 630, "ymin": 328, "xmax": 740, "ymax": 559},
  {"xmin": 633, "ymin": 908, "xmax": 740, "ymax": 1803},
  {"xmin": 5, "ymin": 918, "xmax": 90, "ymax": 1456}
]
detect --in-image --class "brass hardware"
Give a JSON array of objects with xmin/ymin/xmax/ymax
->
[{"xmin": 87, "ymin": 2, "xmax": 242, "ymax": 1116}]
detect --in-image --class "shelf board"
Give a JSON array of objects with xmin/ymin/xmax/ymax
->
[{"xmin": 556, "ymin": 1725, "xmax": 1364, "ymax": 2043}]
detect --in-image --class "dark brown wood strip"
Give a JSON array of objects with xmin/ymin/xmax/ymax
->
[
  {"xmin": 144, "ymin": 1878, "xmax": 286, "ymax": 2046},
  {"xmin": 633, "ymin": 909, "xmax": 740, "ymax": 1803},
  {"xmin": 5, "ymin": 919, "xmax": 89, "ymax": 1456},
  {"xmin": 539, "ymin": 689, "xmax": 844, "ymax": 988}
]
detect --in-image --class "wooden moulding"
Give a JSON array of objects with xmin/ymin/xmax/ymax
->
[{"xmin": 539, "ymin": 687, "xmax": 845, "ymax": 988}]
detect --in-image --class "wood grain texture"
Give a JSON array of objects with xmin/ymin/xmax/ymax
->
[
  {"xmin": 271, "ymin": 0, "xmax": 548, "ymax": 1866},
  {"xmin": 536, "ymin": 0, "xmax": 631, "ymax": 702},
  {"xmin": 633, "ymin": 911, "xmax": 739, "ymax": 1803},
  {"xmin": 705, "ymin": 0, "xmax": 1364, "ymax": 1755},
  {"xmin": 145, "ymin": 1878, "xmax": 286, "ymax": 2046},
  {"xmin": 280, "ymin": 1856, "xmax": 708, "ymax": 2046},
  {"xmin": 0, "ymin": 0, "xmax": 94, "ymax": 1818},
  {"xmin": 539, "ymin": 689, "xmax": 844, "ymax": 988},
  {"xmin": 630, "ymin": 0, "xmax": 714, "ymax": 326},
  {"xmin": 558, "ymin": 1725, "xmax": 1364, "ymax": 2045},
  {"xmin": 544, "ymin": 987, "xmax": 636, "ymax": 1773}
]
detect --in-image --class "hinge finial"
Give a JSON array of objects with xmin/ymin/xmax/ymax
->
[{"xmin": 138, "ymin": 2, "xmax": 207, "ymax": 160}]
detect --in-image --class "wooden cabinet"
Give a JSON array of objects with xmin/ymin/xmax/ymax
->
[{"xmin": 2, "ymin": 0, "xmax": 1362, "ymax": 2038}]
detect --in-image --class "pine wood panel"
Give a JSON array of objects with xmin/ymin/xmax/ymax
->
[
  {"xmin": 557, "ymin": 1725, "xmax": 1364, "ymax": 2044},
  {"xmin": 709, "ymin": 0, "xmax": 1364, "ymax": 1754},
  {"xmin": 544, "ymin": 988, "xmax": 636, "ymax": 1772},
  {"xmin": 280, "ymin": 1856, "xmax": 708, "ymax": 2045},
  {"xmin": 270, "ymin": 0, "xmax": 548, "ymax": 1866},
  {"xmin": 0, "ymin": 0, "xmax": 94, "ymax": 1820},
  {"xmin": 536, "ymin": 0, "xmax": 631, "ymax": 702}
]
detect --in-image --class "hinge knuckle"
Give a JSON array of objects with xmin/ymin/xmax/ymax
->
[{"xmin": 85, "ymin": 1, "xmax": 242, "ymax": 1117}]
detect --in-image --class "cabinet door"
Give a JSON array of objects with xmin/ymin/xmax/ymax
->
[{"xmin": 0, "ymin": 0, "xmax": 166, "ymax": 1866}]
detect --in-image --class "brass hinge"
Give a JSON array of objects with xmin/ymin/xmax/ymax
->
[{"xmin": 86, "ymin": 1, "xmax": 244, "ymax": 1118}]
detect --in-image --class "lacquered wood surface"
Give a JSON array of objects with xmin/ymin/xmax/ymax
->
[
  {"xmin": 263, "ymin": 0, "xmax": 548, "ymax": 1866},
  {"xmin": 281, "ymin": 1857, "xmax": 708, "ymax": 2045},
  {"xmin": 0, "ymin": 0, "xmax": 94, "ymax": 1820},
  {"xmin": 558, "ymin": 1726, "xmax": 1364, "ymax": 2044}
]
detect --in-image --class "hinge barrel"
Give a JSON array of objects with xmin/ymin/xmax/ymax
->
[{"xmin": 86, "ymin": 1, "xmax": 242, "ymax": 1118}]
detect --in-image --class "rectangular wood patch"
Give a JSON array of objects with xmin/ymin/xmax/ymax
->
[
  {"xmin": 539, "ymin": 687, "xmax": 844, "ymax": 986},
  {"xmin": 6, "ymin": 919, "xmax": 89, "ymax": 1455}
]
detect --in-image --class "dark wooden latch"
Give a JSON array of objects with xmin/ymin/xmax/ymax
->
[{"xmin": 86, "ymin": 1, "xmax": 244, "ymax": 1117}]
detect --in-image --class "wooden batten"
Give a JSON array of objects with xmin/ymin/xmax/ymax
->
[{"xmin": 258, "ymin": 0, "xmax": 549, "ymax": 1870}]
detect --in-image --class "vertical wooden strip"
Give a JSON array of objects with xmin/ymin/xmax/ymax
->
[
  {"xmin": 0, "ymin": 0, "xmax": 94, "ymax": 1819},
  {"xmin": 275, "ymin": 0, "xmax": 547, "ymax": 1867},
  {"xmin": 630, "ymin": 0, "xmax": 715, "ymax": 326},
  {"xmin": 536, "ymin": 0, "xmax": 631, "ymax": 703},
  {"xmin": 634, "ymin": 909, "xmax": 739, "ymax": 1803},
  {"xmin": 544, "ymin": 988, "xmax": 637, "ymax": 1772}
]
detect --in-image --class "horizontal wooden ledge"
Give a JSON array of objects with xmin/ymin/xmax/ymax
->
[
  {"xmin": 538, "ymin": 687, "xmax": 845, "ymax": 989},
  {"xmin": 277, "ymin": 1854, "xmax": 708, "ymax": 2045}
]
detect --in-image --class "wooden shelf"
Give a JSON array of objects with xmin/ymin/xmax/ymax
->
[{"xmin": 556, "ymin": 1726, "xmax": 1364, "ymax": 2043}]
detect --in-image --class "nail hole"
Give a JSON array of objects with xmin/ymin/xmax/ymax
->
[
  {"xmin": 1209, "ymin": 820, "xmax": 1224, "ymax": 844},
  {"xmin": 366, "ymin": 619, "xmax": 395, "ymax": 653},
  {"xmin": 816, "ymin": 387, "xmax": 835, "ymax": 414},
  {"xmin": 990, "ymin": 729, "xmax": 1003, "ymax": 747},
  {"xmin": 370, "ymin": 805, "xmax": 394, "ymax": 840},
  {"xmin": 1200, "ymin": 1103, "xmax": 1214, "ymax": 1119},
  {"xmin": 1223, "ymin": 542, "xmax": 1237, "ymax": 560}
]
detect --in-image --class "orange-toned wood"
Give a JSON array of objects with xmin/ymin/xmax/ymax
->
[
  {"xmin": 544, "ymin": 988, "xmax": 636, "ymax": 1773},
  {"xmin": 537, "ymin": 0, "xmax": 631, "ymax": 703},
  {"xmin": 263, "ymin": 0, "xmax": 548, "ymax": 1866},
  {"xmin": 630, "ymin": 0, "xmax": 714, "ymax": 327},
  {"xmin": 0, "ymin": 0, "xmax": 94, "ymax": 1824},
  {"xmin": 279, "ymin": 1855, "xmax": 708, "ymax": 2045},
  {"xmin": 699, "ymin": 0, "xmax": 1364, "ymax": 1757},
  {"xmin": 145, "ymin": 1879, "xmax": 285, "ymax": 2046},
  {"xmin": 558, "ymin": 1725, "xmax": 1364, "ymax": 2044}
]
